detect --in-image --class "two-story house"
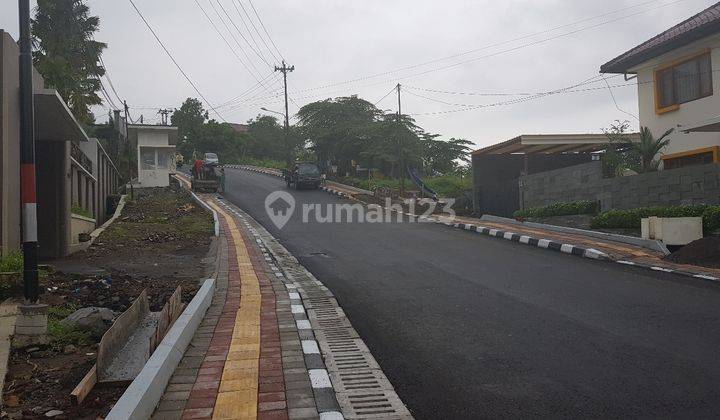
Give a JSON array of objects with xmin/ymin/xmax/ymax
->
[{"xmin": 601, "ymin": 2, "xmax": 720, "ymax": 169}]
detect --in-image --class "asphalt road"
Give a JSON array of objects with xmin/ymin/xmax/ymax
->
[{"xmin": 222, "ymin": 168, "xmax": 720, "ymax": 420}]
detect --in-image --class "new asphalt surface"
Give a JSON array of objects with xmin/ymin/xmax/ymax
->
[{"xmin": 220, "ymin": 167, "xmax": 720, "ymax": 419}]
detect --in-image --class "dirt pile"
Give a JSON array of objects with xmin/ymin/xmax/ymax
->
[{"xmin": 664, "ymin": 237, "xmax": 720, "ymax": 269}]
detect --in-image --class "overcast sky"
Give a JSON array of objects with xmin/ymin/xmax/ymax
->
[{"xmin": 0, "ymin": 0, "xmax": 716, "ymax": 149}]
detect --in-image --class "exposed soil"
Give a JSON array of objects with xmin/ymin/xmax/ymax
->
[
  {"xmin": 2, "ymin": 183, "xmax": 215, "ymax": 419},
  {"xmin": 664, "ymin": 236, "xmax": 720, "ymax": 269}
]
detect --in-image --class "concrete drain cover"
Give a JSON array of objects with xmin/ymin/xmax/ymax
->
[{"xmin": 335, "ymin": 390, "xmax": 413, "ymax": 419}]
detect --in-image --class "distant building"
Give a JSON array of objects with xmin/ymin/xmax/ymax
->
[
  {"xmin": 228, "ymin": 123, "xmax": 249, "ymax": 134},
  {"xmin": 601, "ymin": 2, "xmax": 720, "ymax": 169},
  {"xmin": 127, "ymin": 125, "xmax": 178, "ymax": 188}
]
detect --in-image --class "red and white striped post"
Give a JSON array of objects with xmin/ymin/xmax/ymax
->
[{"xmin": 18, "ymin": 0, "xmax": 39, "ymax": 303}]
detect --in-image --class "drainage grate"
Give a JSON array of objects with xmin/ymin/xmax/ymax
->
[
  {"xmin": 328, "ymin": 368, "xmax": 395, "ymax": 393},
  {"xmin": 335, "ymin": 390, "xmax": 413, "ymax": 419},
  {"xmin": 302, "ymin": 295, "xmax": 338, "ymax": 310},
  {"xmin": 324, "ymin": 350, "xmax": 381, "ymax": 372}
]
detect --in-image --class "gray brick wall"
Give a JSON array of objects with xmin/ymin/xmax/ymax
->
[{"xmin": 520, "ymin": 162, "xmax": 720, "ymax": 211}]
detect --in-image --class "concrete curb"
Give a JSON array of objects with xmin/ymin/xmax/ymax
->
[
  {"xmin": 106, "ymin": 278, "xmax": 216, "ymax": 420},
  {"xmin": 480, "ymin": 214, "xmax": 670, "ymax": 255},
  {"xmin": 616, "ymin": 260, "xmax": 719, "ymax": 282},
  {"xmin": 72, "ymin": 194, "xmax": 129, "ymax": 254}
]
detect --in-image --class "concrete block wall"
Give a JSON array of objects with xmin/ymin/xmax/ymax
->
[{"xmin": 520, "ymin": 162, "xmax": 720, "ymax": 211}]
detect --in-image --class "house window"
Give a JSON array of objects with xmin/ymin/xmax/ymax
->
[
  {"xmin": 140, "ymin": 147, "xmax": 156, "ymax": 170},
  {"xmin": 656, "ymin": 52, "xmax": 713, "ymax": 112}
]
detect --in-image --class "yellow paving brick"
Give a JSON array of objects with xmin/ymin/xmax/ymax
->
[
  {"xmin": 219, "ymin": 377, "xmax": 259, "ymax": 392},
  {"xmin": 207, "ymin": 201, "xmax": 262, "ymax": 420},
  {"xmin": 225, "ymin": 359, "xmax": 259, "ymax": 370},
  {"xmin": 221, "ymin": 368, "xmax": 259, "ymax": 381},
  {"xmin": 213, "ymin": 392, "xmax": 257, "ymax": 419}
]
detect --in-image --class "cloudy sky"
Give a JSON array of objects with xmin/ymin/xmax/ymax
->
[{"xmin": 0, "ymin": 0, "xmax": 715, "ymax": 149}]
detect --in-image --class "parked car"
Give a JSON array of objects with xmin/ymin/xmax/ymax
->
[
  {"xmin": 203, "ymin": 152, "xmax": 219, "ymax": 166},
  {"xmin": 284, "ymin": 162, "xmax": 322, "ymax": 190}
]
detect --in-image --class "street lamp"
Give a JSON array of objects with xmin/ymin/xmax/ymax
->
[{"xmin": 260, "ymin": 107, "xmax": 285, "ymax": 118}]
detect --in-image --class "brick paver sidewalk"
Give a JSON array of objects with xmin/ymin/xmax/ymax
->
[{"xmin": 153, "ymin": 198, "xmax": 318, "ymax": 419}]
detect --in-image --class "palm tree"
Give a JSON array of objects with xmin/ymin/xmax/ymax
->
[{"xmin": 631, "ymin": 127, "xmax": 673, "ymax": 172}]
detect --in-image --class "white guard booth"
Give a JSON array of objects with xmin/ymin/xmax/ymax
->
[{"xmin": 128, "ymin": 125, "xmax": 179, "ymax": 188}]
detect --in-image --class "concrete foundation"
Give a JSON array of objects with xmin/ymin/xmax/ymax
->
[{"xmin": 12, "ymin": 303, "xmax": 48, "ymax": 348}]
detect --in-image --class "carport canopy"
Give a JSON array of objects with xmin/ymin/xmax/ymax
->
[{"xmin": 472, "ymin": 133, "xmax": 640, "ymax": 155}]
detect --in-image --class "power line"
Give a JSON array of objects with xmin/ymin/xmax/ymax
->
[
  {"xmin": 212, "ymin": 0, "xmax": 271, "ymax": 67},
  {"xmin": 193, "ymin": 0, "xmax": 264, "ymax": 84},
  {"xmin": 128, "ymin": 0, "xmax": 225, "ymax": 121},
  {"xmin": 407, "ymin": 74, "xmax": 609, "ymax": 116},
  {"xmin": 232, "ymin": 0, "xmax": 281, "ymax": 63},
  {"xmin": 247, "ymin": 0, "xmax": 285, "ymax": 61},
  {"xmin": 284, "ymin": 0, "xmax": 689, "ymax": 96},
  {"xmin": 206, "ymin": 0, "xmax": 264, "ymax": 77},
  {"xmin": 99, "ymin": 55, "xmax": 124, "ymax": 105},
  {"xmin": 230, "ymin": 0, "xmax": 278, "ymax": 64},
  {"xmin": 602, "ymin": 75, "xmax": 640, "ymax": 122},
  {"xmin": 374, "ymin": 86, "xmax": 397, "ymax": 106}
]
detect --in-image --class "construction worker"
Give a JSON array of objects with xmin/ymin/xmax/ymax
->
[{"xmin": 193, "ymin": 158, "xmax": 204, "ymax": 180}]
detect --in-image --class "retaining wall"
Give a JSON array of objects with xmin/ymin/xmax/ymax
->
[{"xmin": 520, "ymin": 161, "xmax": 720, "ymax": 211}]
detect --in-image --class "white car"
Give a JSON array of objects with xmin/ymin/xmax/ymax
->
[{"xmin": 203, "ymin": 152, "xmax": 219, "ymax": 166}]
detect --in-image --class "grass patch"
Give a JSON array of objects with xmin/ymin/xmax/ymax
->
[
  {"xmin": 47, "ymin": 304, "xmax": 92, "ymax": 352},
  {"xmin": 0, "ymin": 250, "xmax": 23, "ymax": 273},
  {"xmin": 71, "ymin": 205, "xmax": 93, "ymax": 219}
]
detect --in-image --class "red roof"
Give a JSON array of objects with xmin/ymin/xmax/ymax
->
[{"xmin": 601, "ymin": 2, "xmax": 720, "ymax": 73}]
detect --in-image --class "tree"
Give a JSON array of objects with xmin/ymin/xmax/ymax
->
[
  {"xmin": 631, "ymin": 126, "xmax": 673, "ymax": 172},
  {"xmin": 421, "ymin": 136, "xmax": 473, "ymax": 175},
  {"xmin": 32, "ymin": 0, "xmax": 106, "ymax": 124},
  {"xmin": 171, "ymin": 98, "xmax": 209, "ymax": 158},
  {"xmin": 601, "ymin": 120, "xmax": 635, "ymax": 177}
]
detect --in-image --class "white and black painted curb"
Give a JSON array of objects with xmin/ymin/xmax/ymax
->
[
  {"xmin": 447, "ymin": 221, "xmax": 611, "ymax": 261},
  {"xmin": 616, "ymin": 260, "xmax": 719, "ymax": 282}
]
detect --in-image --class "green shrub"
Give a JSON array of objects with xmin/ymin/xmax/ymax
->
[
  {"xmin": 701, "ymin": 206, "xmax": 720, "ymax": 234},
  {"xmin": 0, "ymin": 250, "xmax": 23, "ymax": 272},
  {"xmin": 590, "ymin": 204, "xmax": 720, "ymax": 234},
  {"xmin": 514, "ymin": 201, "xmax": 599, "ymax": 219},
  {"xmin": 423, "ymin": 175, "xmax": 472, "ymax": 198},
  {"xmin": 71, "ymin": 204, "xmax": 93, "ymax": 219}
]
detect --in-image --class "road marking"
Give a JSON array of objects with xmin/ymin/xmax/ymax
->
[
  {"xmin": 291, "ymin": 304, "xmax": 305, "ymax": 314},
  {"xmin": 519, "ymin": 235, "xmax": 531, "ymax": 244},
  {"xmin": 296, "ymin": 320, "xmax": 312, "ymax": 330},
  {"xmin": 560, "ymin": 244, "xmax": 574, "ymax": 254},
  {"xmin": 537, "ymin": 239, "xmax": 551, "ymax": 248},
  {"xmin": 289, "ymin": 292, "xmax": 301, "ymax": 300}
]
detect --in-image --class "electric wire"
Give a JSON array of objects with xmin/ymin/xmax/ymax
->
[{"xmin": 128, "ymin": 0, "xmax": 226, "ymax": 122}]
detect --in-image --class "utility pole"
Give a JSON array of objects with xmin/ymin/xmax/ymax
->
[
  {"xmin": 158, "ymin": 108, "xmax": 172, "ymax": 125},
  {"xmin": 396, "ymin": 83, "xmax": 405, "ymax": 195},
  {"xmin": 275, "ymin": 61, "xmax": 294, "ymax": 164},
  {"xmin": 124, "ymin": 100, "xmax": 134, "ymax": 199},
  {"xmin": 14, "ymin": 0, "xmax": 49, "ymax": 348},
  {"xmin": 18, "ymin": 0, "xmax": 39, "ymax": 303}
]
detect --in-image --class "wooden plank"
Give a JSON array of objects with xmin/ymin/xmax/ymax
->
[{"xmin": 70, "ymin": 364, "xmax": 97, "ymax": 405}]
